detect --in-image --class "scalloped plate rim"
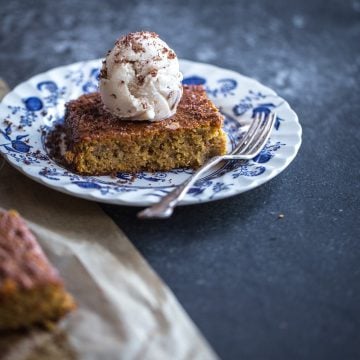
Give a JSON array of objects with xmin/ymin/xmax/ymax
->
[{"xmin": 0, "ymin": 59, "xmax": 302, "ymax": 206}]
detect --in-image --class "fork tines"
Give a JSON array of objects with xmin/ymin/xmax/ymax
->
[{"xmin": 233, "ymin": 112, "xmax": 276, "ymax": 157}]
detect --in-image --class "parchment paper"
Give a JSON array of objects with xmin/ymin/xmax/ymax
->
[{"xmin": 0, "ymin": 80, "xmax": 217, "ymax": 360}]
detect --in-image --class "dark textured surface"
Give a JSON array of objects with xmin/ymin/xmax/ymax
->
[{"xmin": 1, "ymin": 0, "xmax": 360, "ymax": 359}]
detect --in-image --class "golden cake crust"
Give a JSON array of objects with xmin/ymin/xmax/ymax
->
[
  {"xmin": 0, "ymin": 210, "xmax": 60, "ymax": 289},
  {"xmin": 65, "ymin": 85, "xmax": 224, "ymax": 141},
  {"xmin": 0, "ymin": 210, "xmax": 75, "ymax": 330}
]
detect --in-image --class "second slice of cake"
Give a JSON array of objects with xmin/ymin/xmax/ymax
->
[
  {"xmin": 0, "ymin": 210, "xmax": 75, "ymax": 330},
  {"xmin": 64, "ymin": 85, "xmax": 227, "ymax": 175}
]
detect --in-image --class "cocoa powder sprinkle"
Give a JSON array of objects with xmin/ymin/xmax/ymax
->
[
  {"xmin": 149, "ymin": 69, "xmax": 158, "ymax": 77},
  {"xmin": 167, "ymin": 51, "xmax": 176, "ymax": 59}
]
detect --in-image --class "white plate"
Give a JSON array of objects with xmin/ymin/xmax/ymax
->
[{"xmin": 0, "ymin": 59, "xmax": 301, "ymax": 206}]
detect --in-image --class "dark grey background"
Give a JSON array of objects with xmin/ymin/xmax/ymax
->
[{"xmin": 1, "ymin": 0, "xmax": 360, "ymax": 359}]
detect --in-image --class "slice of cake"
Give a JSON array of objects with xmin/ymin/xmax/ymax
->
[
  {"xmin": 64, "ymin": 85, "xmax": 227, "ymax": 175},
  {"xmin": 0, "ymin": 210, "xmax": 75, "ymax": 330}
]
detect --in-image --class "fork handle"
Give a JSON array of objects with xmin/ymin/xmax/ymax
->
[{"xmin": 137, "ymin": 156, "xmax": 224, "ymax": 219}]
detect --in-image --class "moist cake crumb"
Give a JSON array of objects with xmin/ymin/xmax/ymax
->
[{"xmin": 61, "ymin": 85, "xmax": 227, "ymax": 175}]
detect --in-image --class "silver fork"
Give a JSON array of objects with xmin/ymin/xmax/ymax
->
[{"xmin": 137, "ymin": 112, "xmax": 276, "ymax": 219}]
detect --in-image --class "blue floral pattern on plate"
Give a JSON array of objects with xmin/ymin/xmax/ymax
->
[{"xmin": 0, "ymin": 59, "xmax": 302, "ymax": 206}]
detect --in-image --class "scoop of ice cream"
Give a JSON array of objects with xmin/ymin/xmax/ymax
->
[{"xmin": 99, "ymin": 31, "xmax": 183, "ymax": 121}]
